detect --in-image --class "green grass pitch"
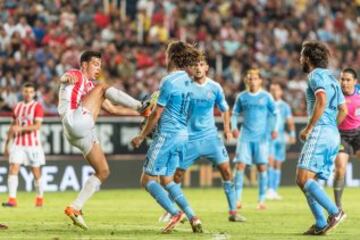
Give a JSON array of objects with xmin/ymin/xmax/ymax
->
[{"xmin": 0, "ymin": 187, "xmax": 358, "ymax": 239}]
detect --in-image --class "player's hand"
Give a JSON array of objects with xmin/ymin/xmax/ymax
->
[
  {"xmin": 3, "ymin": 147, "xmax": 9, "ymax": 158},
  {"xmin": 232, "ymin": 129, "xmax": 240, "ymax": 139},
  {"xmin": 271, "ymin": 131, "xmax": 278, "ymax": 140},
  {"xmin": 11, "ymin": 125, "xmax": 22, "ymax": 134},
  {"xmin": 131, "ymin": 135, "xmax": 145, "ymax": 148},
  {"xmin": 300, "ymin": 126, "xmax": 313, "ymax": 142},
  {"xmin": 60, "ymin": 73, "xmax": 77, "ymax": 84},
  {"xmin": 224, "ymin": 131, "xmax": 233, "ymax": 142},
  {"xmin": 289, "ymin": 136, "xmax": 296, "ymax": 144}
]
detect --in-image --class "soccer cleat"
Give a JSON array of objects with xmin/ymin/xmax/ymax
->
[
  {"xmin": 0, "ymin": 224, "xmax": 8, "ymax": 230},
  {"xmin": 256, "ymin": 202, "xmax": 266, "ymax": 210},
  {"xmin": 272, "ymin": 192, "xmax": 283, "ymax": 200},
  {"xmin": 139, "ymin": 91, "xmax": 159, "ymax": 117},
  {"xmin": 64, "ymin": 206, "xmax": 88, "ymax": 230},
  {"xmin": 228, "ymin": 214, "xmax": 247, "ymax": 222},
  {"xmin": 323, "ymin": 209, "xmax": 346, "ymax": 234},
  {"xmin": 2, "ymin": 198, "xmax": 17, "ymax": 208},
  {"xmin": 158, "ymin": 212, "xmax": 172, "ymax": 223},
  {"xmin": 266, "ymin": 189, "xmax": 276, "ymax": 200},
  {"xmin": 35, "ymin": 197, "xmax": 43, "ymax": 207},
  {"xmin": 190, "ymin": 217, "xmax": 203, "ymax": 233},
  {"xmin": 303, "ymin": 224, "xmax": 327, "ymax": 235},
  {"xmin": 161, "ymin": 211, "xmax": 185, "ymax": 233}
]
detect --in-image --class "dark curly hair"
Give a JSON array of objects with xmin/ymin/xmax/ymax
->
[
  {"xmin": 166, "ymin": 41, "xmax": 201, "ymax": 69},
  {"xmin": 301, "ymin": 41, "xmax": 330, "ymax": 68}
]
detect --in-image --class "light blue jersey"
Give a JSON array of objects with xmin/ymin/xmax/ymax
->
[
  {"xmin": 269, "ymin": 99, "xmax": 292, "ymax": 161},
  {"xmin": 156, "ymin": 70, "xmax": 192, "ymax": 133},
  {"xmin": 298, "ymin": 68, "xmax": 345, "ymax": 180},
  {"xmin": 144, "ymin": 70, "xmax": 192, "ymax": 176},
  {"xmin": 232, "ymin": 89, "xmax": 277, "ymax": 165},
  {"xmin": 305, "ymin": 68, "xmax": 344, "ymax": 127},
  {"xmin": 188, "ymin": 78, "xmax": 229, "ymax": 140},
  {"xmin": 179, "ymin": 78, "xmax": 229, "ymax": 170},
  {"xmin": 232, "ymin": 90, "xmax": 277, "ymax": 141},
  {"xmin": 273, "ymin": 100, "xmax": 292, "ymax": 143}
]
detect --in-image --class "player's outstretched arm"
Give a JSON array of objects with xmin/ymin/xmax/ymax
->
[
  {"xmin": 287, "ymin": 116, "xmax": 296, "ymax": 144},
  {"xmin": 102, "ymin": 99, "xmax": 140, "ymax": 116},
  {"xmin": 131, "ymin": 105, "xmax": 163, "ymax": 148},
  {"xmin": 59, "ymin": 73, "xmax": 77, "ymax": 84}
]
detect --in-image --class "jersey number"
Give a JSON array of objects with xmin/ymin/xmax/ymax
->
[{"xmin": 329, "ymin": 83, "xmax": 338, "ymax": 110}]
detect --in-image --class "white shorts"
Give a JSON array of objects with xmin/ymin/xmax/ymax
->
[
  {"xmin": 9, "ymin": 145, "xmax": 45, "ymax": 167},
  {"xmin": 62, "ymin": 106, "xmax": 99, "ymax": 156}
]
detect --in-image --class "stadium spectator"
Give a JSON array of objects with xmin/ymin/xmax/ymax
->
[{"xmin": 0, "ymin": 0, "xmax": 358, "ymax": 116}]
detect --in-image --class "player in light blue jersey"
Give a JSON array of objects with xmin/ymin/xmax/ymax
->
[
  {"xmin": 297, "ymin": 41, "xmax": 347, "ymax": 235},
  {"xmin": 158, "ymin": 54, "xmax": 246, "ymax": 223},
  {"xmin": 131, "ymin": 41, "xmax": 203, "ymax": 233},
  {"xmin": 266, "ymin": 82, "xmax": 296, "ymax": 200},
  {"xmin": 231, "ymin": 69, "xmax": 278, "ymax": 210}
]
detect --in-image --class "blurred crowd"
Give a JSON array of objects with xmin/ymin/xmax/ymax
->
[{"xmin": 0, "ymin": 0, "xmax": 359, "ymax": 116}]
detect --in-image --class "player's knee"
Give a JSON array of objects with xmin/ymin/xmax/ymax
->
[
  {"xmin": 173, "ymin": 170, "xmax": 184, "ymax": 183},
  {"xmin": 295, "ymin": 176, "xmax": 306, "ymax": 189},
  {"xmin": 220, "ymin": 168, "xmax": 232, "ymax": 181},
  {"xmin": 97, "ymin": 168, "xmax": 110, "ymax": 181}
]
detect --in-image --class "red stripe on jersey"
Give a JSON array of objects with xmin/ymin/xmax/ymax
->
[
  {"xmin": 26, "ymin": 102, "xmax": 36, "ymax": 146},
  {"xmin": 70, "ymin": 70, "xmax": 84, "ymax": 109},
  {"xmin": 14, "ymin": 103, "xmax": 24, "ymax": 146},
  {"xmin": 21, "ymin": 104, "xmax": 28, "ymax": 146}
]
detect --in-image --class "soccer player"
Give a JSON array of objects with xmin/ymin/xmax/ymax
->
[
  {"xmin": 3, "ymin": 82, "xmax": 45, "ymax": 208},
  {"xmin": 131, "ymin": 41, "xmax": 203, "ymax": 233},
  {"xmin": 58, "ymin": 50, "xmax": 147, "ymax": 230},
  {"xmin": 333, "ymin": 68, "xmax": 360, "ymax": 209},
  {"xmin": 159, "ymin": 54, "xmax": 246, "ymax": 222},
  {"xmin": 266, "ymin": 82, "xmax": 296, "ymax": 200},
  {"xmin": 296, "ymin": 41, "xmax": 346, "ymax": 235},
  {"xmin": 231, "ymin": 69, "xmax": 278, "ymax": 210}
]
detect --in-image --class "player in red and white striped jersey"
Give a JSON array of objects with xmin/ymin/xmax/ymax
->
[
  {"xmin": 3, "ymin": 82, "xmax": 45, "ymax": 208},
  {"xmin": 59, "ymin": 50, "xmax": 151, "ymax": 230}
]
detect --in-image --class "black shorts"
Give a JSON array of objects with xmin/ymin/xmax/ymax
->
[{"xmin": 339, "ymin": 127, "xmax": 360, "ymax": 155}]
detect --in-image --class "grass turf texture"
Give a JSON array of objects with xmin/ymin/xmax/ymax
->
[{"xmin": 0, "ymin": 187, "xmax": 358, "ymax": 240}]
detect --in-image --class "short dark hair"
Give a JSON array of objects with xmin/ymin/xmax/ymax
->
[
  {"xmin": 23, "ymin": 82, "xmax": 36, "ymax": 90},
  {"xmin": 301, "ymin": 41, "xmax": 330, "ymax": 68},
  {"xmin": 342, "ymin": 68, "xmax": 357, "ymax": 79},
  {"xmin": 80, "ymin": 50, "xmax": 102, "ymax": 64},
  {"xmin": 270, "ymin": 81, "xmax": 284, "ymax": 89},
  {"xmin": 166, "ymin": 41, "xmax": 201, "ymax": 68}
]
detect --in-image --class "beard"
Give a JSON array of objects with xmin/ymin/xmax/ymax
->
[{"xmin": 302, "ymin": 62, "xmax": 310, "ymax": 73}]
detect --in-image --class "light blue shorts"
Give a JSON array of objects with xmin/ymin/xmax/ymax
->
[
  {"xmin": 179, "ymin": 135, "xmax": 229, "ymax": 170},
  {"xmin": 144, "ymin": 130, "xmax": 188, "ymax": 176},
  {"xmin": 297, "ymin": 125, "xmax": 340, "ymax": 180},
  {"xmin": 269, "ymin": 140, "xmax": 286, "ymax": 162},
  {"xmin": 234, "ymin": 140, "xmax": 269, "ymax": 165}
]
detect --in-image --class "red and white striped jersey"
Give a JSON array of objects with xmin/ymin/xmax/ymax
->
[
  {"xmin": 58, "ymin": 69, "xmax": 95, "ymax": 117},
  {"xmin": 12, "ymin": 101, "xmax": 44, "ymax": 147}
]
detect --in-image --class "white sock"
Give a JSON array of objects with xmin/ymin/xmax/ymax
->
[
  {"xmin": 34, "ymin": 177, "xmax": 43, "ymax": 198},
  {"xmin": 71, "ymin": 175, "xmax": 101, "ymax": 210},
  {"xmin": 105, "ymin": 87, "xmax": 141, "ymax": 110},
  {"xmin": 8, "ymin": 175, "xmax": 18, "ymax": 199}
]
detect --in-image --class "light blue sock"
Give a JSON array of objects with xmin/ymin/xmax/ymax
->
[
  {"xmin": 145, "ymin": 180, "xmax": 179, "ymax": 216},
  {"xmin": 304, "ymin": 179, "xmax": 339, "ymax": 216},
  {"xmin": 223, "ymin": 180, "xmax": 237, "ymax": 212},
  {"xmin": 165, "ymin": 181, "xmax": 195, "ymax": 220},
  {"xmin": 267, "ymin": 166, "xmax": 274, "ymax": 190},
  {"xmin": 305, "ymin": 191, "xmax": 327, "ymax": 228},
  {"xmin": 274, "ymin": 169, "xmax": 281, "ymax": 191},
  {"xmin": 258, "ymin": 171, "xmax": 267, "ymax": 202},
  {"xmin": 234, "ymin": 170, "xmax": 244, "ymax": 202}
]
